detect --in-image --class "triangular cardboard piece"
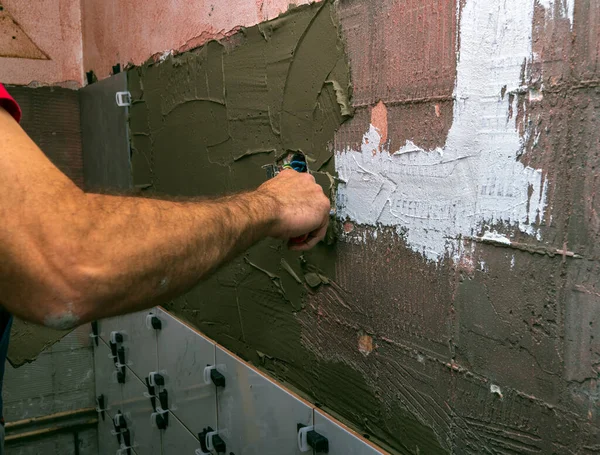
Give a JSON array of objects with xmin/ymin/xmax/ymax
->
[{"xmin": 0, "ymin": 4, "xmax": 48, "ymax": 60}]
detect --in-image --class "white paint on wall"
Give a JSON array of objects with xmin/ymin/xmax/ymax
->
[
  {"xmin": 336, "ymin": 0, "xmax": 548, "ymax": 262},
  {"xmin": 537, "ymin": 0, "xmax": 575, "ymax": 27},
  {"xmin": 481, "ymin": 231, "xmax": 512, "ymax": 245}
]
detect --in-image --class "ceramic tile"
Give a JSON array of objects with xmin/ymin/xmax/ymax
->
[
  {"xmin": 155, "ymin": 308, "xmax": 217, "ymax": 437},
  {"xmin": 162, "ymin": 413, "xmax": 203, "ymax": 454},
  {"xmin": 97, "ymin": 407, "xmax": 122, "ymax": 455},
  {"xmin": 313, "ymin": 410, "xmax": 385, "ymax": 455},
  {"xmin": 215, "ymin": 346, "xmax": 313, "ymax": 455},
  {"xmin": 93, "ymin": 339, "xmax": 123, "ymax": 418},
  {"xmin": 97, "ymin": 315, "xmax": 124, "ymax": 346},
  {"xmin": 120, "ymin": 369, "xmax": 162, "ymax": 454},
  {"xmin": 119, "ymin": 309, "xmax": 159, "ymax": 381}
]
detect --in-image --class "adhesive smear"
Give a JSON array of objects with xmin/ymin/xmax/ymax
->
[{"xmin": 336, "ymin": 0, "xmax": 548, "ymax": 262}]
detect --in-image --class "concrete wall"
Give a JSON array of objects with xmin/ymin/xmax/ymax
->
[
  {"xmin": 124, "ymin": 0, "xmax": 600, "ymax": 453},
  {"xmin": 1, "ymin": 0, "xmax": 599, "ymax": 453},
  {"xmin": 315, "ymin": 0, "xmax": 600, "ymax": 452}
]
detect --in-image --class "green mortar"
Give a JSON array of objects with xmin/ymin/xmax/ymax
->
[
  {"xmin": 127, "ymin": 2, "xmax": 444, "ymax": 453},
  {"xmin": 128, "ymin": 1, "xmax": 349, "ymax": 315}
]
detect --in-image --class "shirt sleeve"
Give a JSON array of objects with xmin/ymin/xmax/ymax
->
[{"xmin": 0, "ymin": 84, "xmax": 22, "ymax": 123}]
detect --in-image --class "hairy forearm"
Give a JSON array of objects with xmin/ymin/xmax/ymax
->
[
  {"xmin": 23, "ymin": 188, "xmax": 277, "ymax": 328},
  {"xmin": 80, "ymin": 191, "xmax": 275, "ymax": 320},
  {"xmin": 0, "ymin": 106, "xmax": 330, "ymax": 329}
]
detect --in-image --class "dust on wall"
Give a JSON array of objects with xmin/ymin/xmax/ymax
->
[{"xmin": 127, "ymin": 0, "xmax": 600, "ymax": 453}]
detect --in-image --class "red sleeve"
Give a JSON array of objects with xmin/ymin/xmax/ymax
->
[{"xmin": 0, "ymin": 84, "xmax": 22, "ymax": 123}]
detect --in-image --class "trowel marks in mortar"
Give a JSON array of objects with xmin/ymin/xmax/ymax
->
[
  {"xmin": 128, "ymin": 1, "xmax": 350, "ymax": 319},
  {"xmin": 336, "ymin": 0, "xmax": 551, "ymax": 262}
]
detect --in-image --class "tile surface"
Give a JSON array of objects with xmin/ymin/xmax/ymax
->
[
  {"xmin": 97, "ymin": 410, "xmax": 122, "ymax": 455},
  {"xmin": 216, "ymin": 346, "xmax": 313, "ymax": 455},
  {"xmin": 162, "ymin": 413, "xmax": 203, "ymax": 454},
  {"xmin": 156, "ymin": 308, "xmax": 218, "ymax": 437},
  {"xmin": 120, "ymin": 309, "xmax": 159, "ymax": 381},
  {"xmin": 93, "ymin": 339, "xmax": 123, "ymax": 418},
  {"xmin": 313, "ymin": 410, "xmax": 384, "ymax": 455},
  {"xmin": 121, "ymin": 368, "xmax": 162, "ymax": 454},
  {"xmin": 98, "ymin": 315, "xmax": 123, "ymax": 346}
]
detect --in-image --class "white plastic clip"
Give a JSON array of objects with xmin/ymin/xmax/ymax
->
[
  {"xmin": 205, "ymin": 431, "xmax": 219, "ymax": 451},
  {"xmin": 95, "ymin": 401, "xmax": 108, "ymax": 414},
  {"xmin": 112, "ymin": 413, "xmax": 124, "ymax": 428},
  {"xmin": 195, "ymin": 450, "xmax": 211, "ymax": 455},
  {"xmin": 203, "ymin": 366, "xmax": 216, "ymax": 385},
  {"xmin": 146, "ymin": 313, "xmax": 160, "ymax": 330},
  {"xmin": 115, "ymin": 91, "xmax": 131, "ymax": 107},
  {"xmin": 143, "ymin": 390, "xmax": 155, "ymax": 399},
  {"xmin": 298, "ymin": 426, "xmax": 314, "ymax": 452},
  {"xmin": 150, "ymin": 407, "xmax": 169, "ymax": 428},
  {"xmin": 117, "ymin": 446, "xmax": 133, "ymax": 455},
  {"xmin": 148, "ymin": 371, "xmax": 165, "ymax": 388},
  {"xmin": 110, "ymin": 331, "xmax": 123, "ymax": 344}
]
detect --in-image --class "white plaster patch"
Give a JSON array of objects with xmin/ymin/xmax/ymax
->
[
  {"xmin": 481, "ymin": 231, "xmax": 512, "ymax": 245},
  {"xmin": 490, "ymin": 383, "xmax": 504, "ymax": 398},
  {"xmin": 336, "ymin": 0, "xmax": 548, "ymax": 262}
]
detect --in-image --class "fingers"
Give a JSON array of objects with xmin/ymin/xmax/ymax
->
[{"xmin": 288, "ymin": 216, "xmax": 329, "ymax": 251}]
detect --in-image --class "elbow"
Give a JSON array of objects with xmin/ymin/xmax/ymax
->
[
  {"xmin": 6, "ymin": 192, "xmax": 101, "ymax": 329},
  {"xmin": 39, "ymin": 305, "xmax": 83, "ymax": 331},
  {"xmin": 11, "ymin": 291, "xmax": 86, "ymax": 331},
  {"xmin": 36, "ymin": 264, "xmax": 99, "ymax": 330},
  {"xmin": 19, "ymin": 255, "xmax": 97, "ymax": 330}
]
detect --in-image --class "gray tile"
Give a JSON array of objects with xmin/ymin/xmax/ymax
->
[
  {"xmin": 215, "ymin": 346, "xmax": 313, "ymax": 455},
  {"xmin": 98, "ymin": 408, "xmax": 122, "ymax": 455},
  {"xmin": 81, "ymin": 71, "xmax": 132, "ymax": 191},
  {"xmin": 93, "ymin": 339, "xmax": 123, "ymax": 419},
  {"xmin": 120, "ymin": 368, "xmax": 162, "ymax": 454},
  {"xmin": 155, "ymin": 308, "xmax": 217, "ymax": 437},
  {"xmin": 313, "ymin": 410, "xmax": 385, "ymax": 455},
  {"xmin": 98, "ymin": 316, "xmax": 123, "ymax": 346},
  {"xmin": 162, "ymin": 413, "xmax": 202, "ymax": 454},
  {"xmin": 119, "ymin": 309, "xmax": 159, "ymax": 381}
]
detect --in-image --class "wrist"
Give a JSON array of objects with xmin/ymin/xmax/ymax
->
[{"xmin": 245, "ymin": 189, "xmax": 280, "ymax": 238}]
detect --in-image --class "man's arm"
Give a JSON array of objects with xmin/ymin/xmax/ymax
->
[{"xmin": 0, "ymin": 107, "xmax": 330, "ymax": 329}]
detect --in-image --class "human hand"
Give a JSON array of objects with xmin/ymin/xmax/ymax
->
[{"xmin": 257, "ymin": 169, "xmax": 330, "ymax": 251}]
